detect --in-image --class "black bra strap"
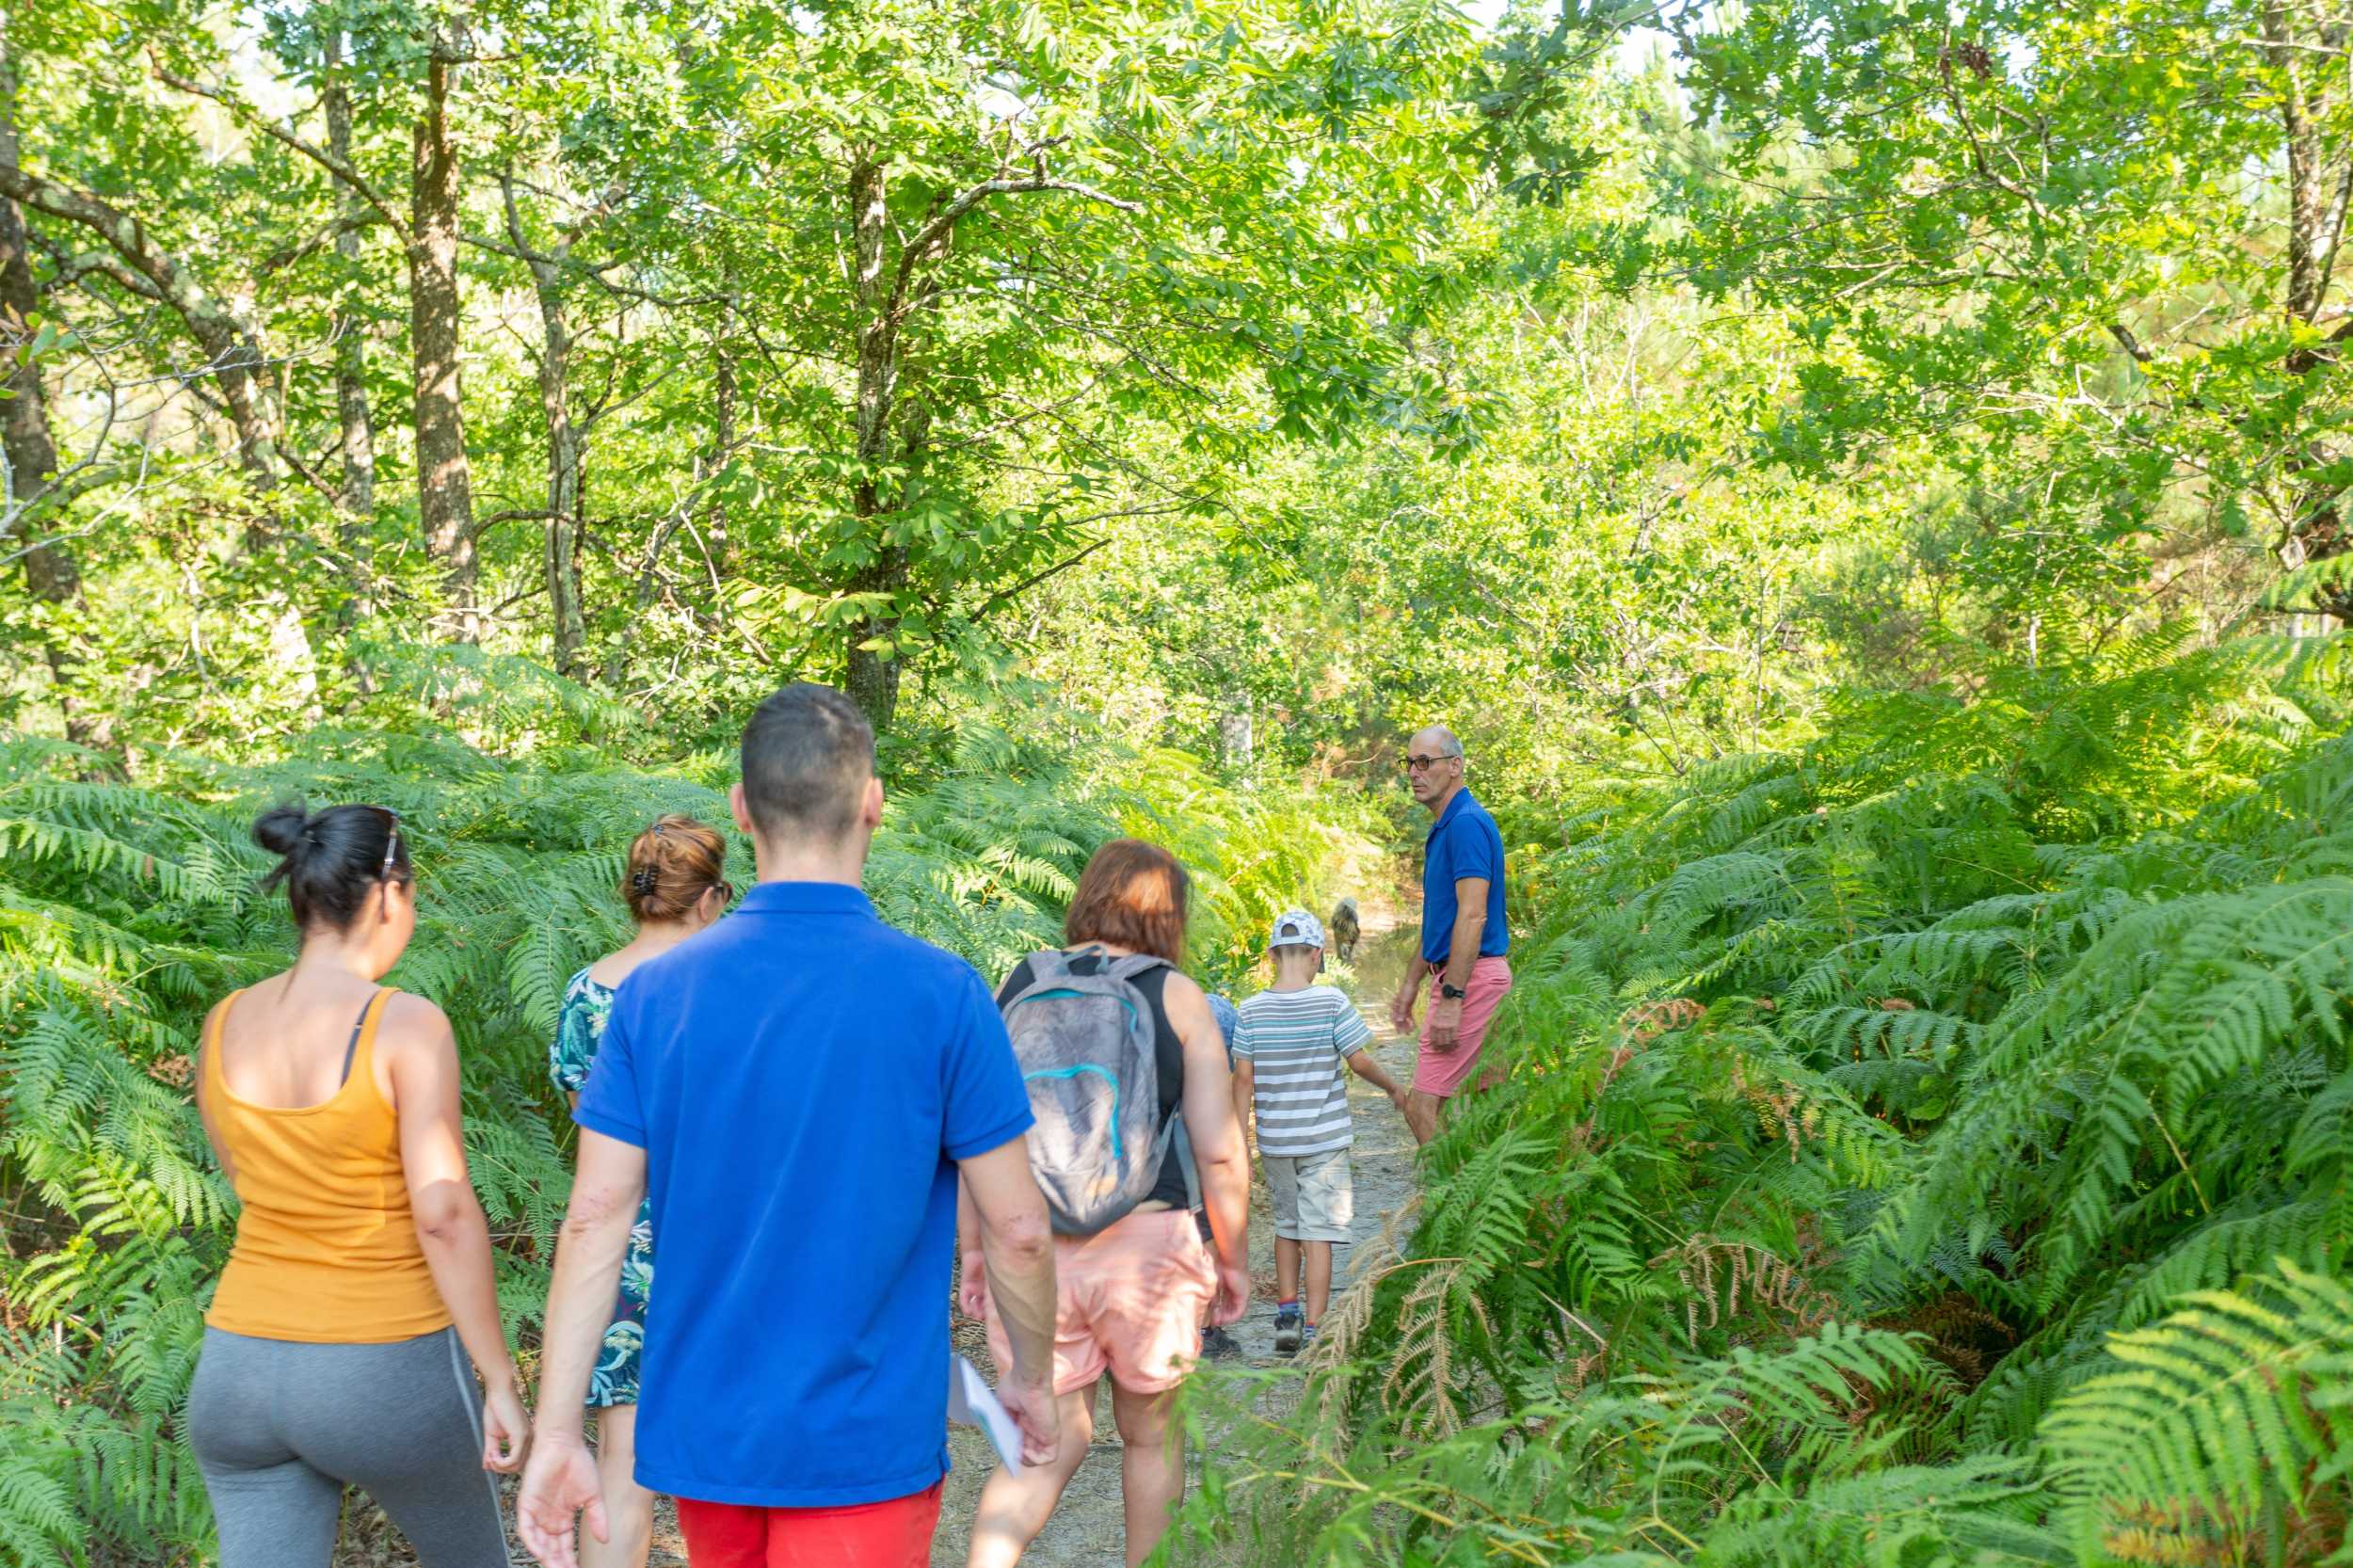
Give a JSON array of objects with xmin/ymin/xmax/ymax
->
[{"xmin": 339, "ymin": 990, "xmax": 381, "ymax": 1087}]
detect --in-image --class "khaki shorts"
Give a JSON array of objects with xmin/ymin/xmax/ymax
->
[{"xmin": 1264, "ymin": 1149, "xmax": 1353, "ymax": 1243}]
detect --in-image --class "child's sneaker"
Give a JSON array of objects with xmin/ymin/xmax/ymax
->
[
  {"xmin": 1273, "ymin": 1303, "xmax": 1303, "ymax": 1355},
  {"xmin": 1301, "ymin": 1321, "xmax": 1320, "ymax": 1354},
  {"xmin": 1200, "ymin": 1324, "xmax": 1243, "ymax": 1361}
]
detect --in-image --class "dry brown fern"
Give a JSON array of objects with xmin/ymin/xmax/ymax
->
[
  {"xmin": 1649, "ymin": 1234, "xmax": 1839, "ymax": 1347},
  {"xmin": 1728, "ymin": 1054, "xmax": 1822, "ymax": 1160},
  {"xmin": 1379, "ymin": 1257, "xmax": 1481, "ymax": 1436},
  {"xmin": 1621, "ymin": 996, "xmax": 1705, "ymax": 1042},
  {"xmin": 1874, "ymin": 1290, "xmax": 2016, "ymax": 1390}
]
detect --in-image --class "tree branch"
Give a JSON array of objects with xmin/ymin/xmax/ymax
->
[
  {"xmin": 40, "ymin": 244, "xmax": 166, "ymax": 301},
  {"xmin": 971, "ymin": 536, "xmax": 1112, "ymax": 620},
  {"xmin": 152, "ymin": 62, "xmax": 408, "ymax": 240},
  {"xmin": 890, "ymin": 159, "xmax": 1141, "ymax": 312}
]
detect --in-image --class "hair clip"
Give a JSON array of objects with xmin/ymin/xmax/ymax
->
[{"xmin": 630, "ymin": 868, "xmax": 659, "ymax": 896}]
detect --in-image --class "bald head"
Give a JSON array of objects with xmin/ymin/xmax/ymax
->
[{"xmin": 1410, "ymin": 725, "xmax": 1462, "ymax": 760}]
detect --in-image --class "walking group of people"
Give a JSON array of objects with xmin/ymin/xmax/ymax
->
[{"xmin": 184, "ymin": 688, "xmax": 1512, "ymax": 1568}]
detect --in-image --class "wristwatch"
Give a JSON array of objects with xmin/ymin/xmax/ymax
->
[{"xmin": 1439, "ymin": 982, "xmax": 1467, "ymax": 1000}]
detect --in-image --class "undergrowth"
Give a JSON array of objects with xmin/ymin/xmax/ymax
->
[{"xmin": 1181, "ymin": 629, "xmax": 2353, "ymax": 1567}]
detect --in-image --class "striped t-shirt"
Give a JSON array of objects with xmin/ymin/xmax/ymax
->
[{"xmin": 1234, "ymin": 984, "xmax": 1373, "ymax": 1157}]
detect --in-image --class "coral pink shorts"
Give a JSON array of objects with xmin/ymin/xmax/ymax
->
[
  {"xmin": 1415, "ymin": 956, "xmax": 1513, "ymax": 1097},
  {"xmin": 984, "ymin": 1207, "xmax": 1216, "ymax": 1396}
]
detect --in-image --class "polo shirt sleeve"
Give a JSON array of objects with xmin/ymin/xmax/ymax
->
[
  {"xmin": 574, "ymin": 999, "xmax": 647, "ymax": 1149},
  {"xmin": 1446, "ymin": 812, "xmax": 1503, "ymax": 888},
  {"xmin": 1332, "ymin": 993, "xmax": 1371, "ymax": 1057},
  {"xmin": 943, "ymin": 966, "xmax": 1033, "ymax": 1161}
]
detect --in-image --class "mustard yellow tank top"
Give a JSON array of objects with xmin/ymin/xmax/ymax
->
[{"xmin": 203, "ymin": 987, "xmax": 453, "ymax": 1342}]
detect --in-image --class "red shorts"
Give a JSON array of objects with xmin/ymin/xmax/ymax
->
[
  {"xmin": 675, "ymin": 1482, "xmax": 942, "ymax": 1568},
  {"xmin": 1415, "ymin": 956, "xmax": 1513, "ymax": 1097}
]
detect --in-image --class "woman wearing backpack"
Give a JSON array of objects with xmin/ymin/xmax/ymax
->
[
  {"xmin": 959, "ymin": 839, "xmax": 1251, "ymax": 1568},
  {"xmin": 187, "ymin": 804, "xmax": 524, "ymax": 1567},
  {"xmin": 547, "ymin": 813, "xmax": 733, "ymax": 1568}
]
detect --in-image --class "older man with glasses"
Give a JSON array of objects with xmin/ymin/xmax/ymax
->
[{"xmin": 1388, "ymin": 726, "xmax": 1513, "ymax": 1144}]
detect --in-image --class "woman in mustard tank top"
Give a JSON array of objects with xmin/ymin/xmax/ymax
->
[{"xmin": 188, "ymin": 804, "xmax": 525, "ymax": 1567}]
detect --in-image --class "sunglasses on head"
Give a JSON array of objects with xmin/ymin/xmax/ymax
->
[{"xmin": 365, "ymin": 806, "xmax": 403, "ymax": 881}]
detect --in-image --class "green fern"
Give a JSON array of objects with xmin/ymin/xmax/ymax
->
[{"xmin": 2042, "ymin": 1261, "xmax": 2353, "ymax": 1564}]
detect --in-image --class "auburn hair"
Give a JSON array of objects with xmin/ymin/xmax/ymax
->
[
  {"xmin": 1064, "ymin": 839, "xmax": 1190, "ymax": 964},
  {"xmin": 622, "ymin": 814, "xmax": 729, "ymax": 924}
]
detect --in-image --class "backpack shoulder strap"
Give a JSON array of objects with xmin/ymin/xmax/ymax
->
[
  {"xmin": 1101, "ymin": 952, "xmax": 1172, "ymax": 984},
  {"xmin": 1006, "ymin": 949, "xmax": 1075, "ymax": 996}
]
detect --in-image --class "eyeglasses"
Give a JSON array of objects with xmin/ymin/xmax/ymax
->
[{"xmin": 1402, "ymin": 753, "xmax": 1462, "ymax": 774}]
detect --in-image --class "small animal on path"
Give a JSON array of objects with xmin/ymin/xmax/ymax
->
[{"xmin": 1330, "ymin": 897, "xmax": 1361, "ymax": 962}]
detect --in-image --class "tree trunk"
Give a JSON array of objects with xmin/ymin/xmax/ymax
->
[
  {"xmin": 845, "ymin": 399, "xmax": 928, "ymax": 737},
  {"xmin": 324, "ymin": 36, "xmax": 376, "ymax": 632},
  {"xmin": 410, "ymin": 54, "xmax": 476, "ymax": 637},
  {"xmin": 1218, "ymin": 687, "xmax": 1255, "ymax": 772},
  {"xmin": 844, "ymin": 152, "xmax": 904, "ymax": 729},
  {"xmin": 0, "ymin": 37, "xmax": 87, "ymax": 743},
  {"xmin": 502, "ymin": 176, "xmax": 585, "ymax": 678},
  {"xmin": 2265, "ymin": 2, "xmax": 2353, "ymax": 621},
  {"xmin": 705, "ymin": 333, "xmax": 736, "ymax": 576}
]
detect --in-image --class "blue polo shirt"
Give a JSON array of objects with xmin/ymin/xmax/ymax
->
[
  {"xmin": 1421, "ymin": 788, "xmax": 1510, "ymax": 965},
  {"xmin": 574, "ymin": 880, "xmax": 1032, "ymax": 1507}
]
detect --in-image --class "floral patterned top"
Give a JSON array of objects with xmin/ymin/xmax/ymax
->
[{"xmin": 550, "ymin": 968, "xmax": 652, "ymax": 1408}]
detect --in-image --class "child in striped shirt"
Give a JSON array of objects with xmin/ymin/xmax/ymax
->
[{"xmin": 1231, "ymin": 909, "xmax": 1409, "ymax": 1354}]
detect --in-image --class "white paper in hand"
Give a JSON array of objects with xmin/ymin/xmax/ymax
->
[{"xmin": 948, "ymin": 1353, "xmax": 1025, "ymax": 1474}]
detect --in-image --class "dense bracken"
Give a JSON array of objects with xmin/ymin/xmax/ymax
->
[{"xmin": 1178, "ymin": 633, "xmax": 2353, "ymax": 1567}]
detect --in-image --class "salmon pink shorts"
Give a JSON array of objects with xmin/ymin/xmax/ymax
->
[
  {"xmin": 984, "ymin": 1207, "xmax": 1217, "ymax": 1395},
  {"xmin": 1415, "ymin": 956, "xmax": 1513, "ymax": 1097}
]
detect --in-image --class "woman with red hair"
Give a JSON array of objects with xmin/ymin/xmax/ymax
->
[{"xmin": 959, "ymin": 840, "xmax": 1250, "ymax": 1568}]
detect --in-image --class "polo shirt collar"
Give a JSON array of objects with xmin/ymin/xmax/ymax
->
[
  {"xmin": 1427, "ymin": 786, "xmax": 1476, "ymax": 842},
  {"xmin": 734, "ymin": 880, "xmax": 876, "ymax": 917}
]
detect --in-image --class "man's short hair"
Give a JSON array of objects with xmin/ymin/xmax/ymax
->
[
  {"xmin": 740, "ymin": 683, "xmax": 875, "ymax": 843},
  {"xmin": 1412, "ymin": 724, "xmax": 1464, "ymax": 759}
]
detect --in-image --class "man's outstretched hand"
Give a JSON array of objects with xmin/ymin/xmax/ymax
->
[{"xmin": 515, "ymin": 1433, "xmax": 608, "ymax": 1568}]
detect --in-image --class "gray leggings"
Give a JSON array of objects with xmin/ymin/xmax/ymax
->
[{"xmin": 188, "ymin": 1326, "xmax": 510, "ymax": 1567}]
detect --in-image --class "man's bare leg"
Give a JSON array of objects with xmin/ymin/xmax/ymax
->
[{"xmin": 1404, "ymin": 1089, "xmax": 1441, "ymax": 1145}]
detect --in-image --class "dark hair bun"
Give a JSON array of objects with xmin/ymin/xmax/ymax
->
[
  {"xmin": 251, "ymin": 804, "xmax": 314, "ymax": 858},
  {"xmin": 252, "ymin": 800, "xmax": 410, "ymax": 934}
]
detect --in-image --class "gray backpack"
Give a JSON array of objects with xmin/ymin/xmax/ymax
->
[{"xmin": 1002, "ymin": 947, "xmax": 1172, "ymax": 1236}]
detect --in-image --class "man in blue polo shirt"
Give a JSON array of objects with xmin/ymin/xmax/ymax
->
[
  {"xmin": 1388, "ymin": 724, "xmax": 1512, "ymax": 1144},
  {"xmin": 516, "ymin": 683, "xmax": 1061, "ymax": 1568}
]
